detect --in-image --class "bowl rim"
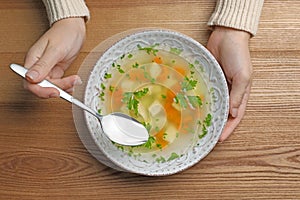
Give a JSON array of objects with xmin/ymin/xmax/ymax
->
[{"xmin": 83, "ymin": 28, "xmax": 229, "ymax": 176}]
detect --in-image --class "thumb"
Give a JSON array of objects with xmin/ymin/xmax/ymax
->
[
  {"xmin": 25, "ymin": 45, "xmax": 63, "ymax": 83},
  {"xmin": 229, "ymin": 74, "xmax": 251, "ymax": 118}
]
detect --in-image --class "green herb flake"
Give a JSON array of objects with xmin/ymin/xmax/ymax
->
[
  {"xmin": 156, "ymin": 156, "xmax": 166, "ymax": 163},
  {"xmin": 156, "ymin": 144, "xmax": 162, "ymax": 150},
  {"xmin": 129, "ymin": 98, "xmax": 139, "ymax": 115},
  {"xmin": 187, "ymin": 95, "xmax": 202, "ymax": 108},
  {"xmin": 122, "ymin": 88, "xmax": 149, "ymax": 116},
  {"xmin": 161, "ymin": 94, "xmax": 166, "ymax": 99},
  {"xmin": 167, "ymin": 152, "xmax": 179, "ymax": 161},
  {"xmin": 137, "ymin": 44, "xmax": 159, "ymax": 56},
  {"xmin": 97, "ymin": 109, "xmax": 102, "ymax": 114},
  {"xmin": 132, "ymin": 62, "xmax": 139, "ymax": 68},
  {"xmin": 181, "ymin": 76, "xmax": 197, "ymax": 91},
  {"xmin": 142, "ymin": 122, "xmax": 152, "ymax": 132},
  {"xmin": 204, "ymin": 113, "xmax": 212, "ymax": 127},
  {"xmin": 175, "ymin": 93, "xmax": 187, "ymax": 109},
  {"xmin": 116, "ymin": 64, "xmax": 125, "ymax": 74},
  {"xmin": 163, "ymin": 132, "xmax": 168, "ymax": 139},
  {"xmin": 134, "ymin": 88, "xmax": 149, "ymax": 98},
  {"xmin": 120, "ymin": 54, "xmax": 125, "ymax": 59},
  {"xmin": 170, "ymin": 47, "xmax": 183, "ymax": 55},
  {"xmin": 104, "ymin": 73, "xmax": 112, "ymax": 79},
  {"xmin": 143, "ymin": 136, "xmax": 156, "ymax": 149},
  {"xmin": 99, "ymin": 91, "xmax": 105, "ymax": 101},
  {"xmin": 199, "ymin": 124, "xmax": 208, "ymax": 139},
  {"xmin": 128, "ymin": 54, "xmax": 133, "ymax": 58},
  {"xmin": 189, "ymin": 63, "xmax": 195, "ymax": 69},
  {"xmin": 109, "ymin": 85, "xmax": 115, "ymax": 92},
  {"xmin": 100, "ymin": 83, "xmax": 106, "ymax": 90}
]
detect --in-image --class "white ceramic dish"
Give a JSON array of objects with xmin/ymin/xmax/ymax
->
[{"xmin": 83, "ymin": 29, "xmax": 229, "ymax": 176}]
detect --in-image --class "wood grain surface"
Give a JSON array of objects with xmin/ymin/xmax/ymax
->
[{"xmin": 0, "ymin": 0, "xmax": 299, "ymax": 199}]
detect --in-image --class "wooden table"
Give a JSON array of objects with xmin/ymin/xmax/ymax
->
[{"xmin": 0, "ymin": 0, "xmax": 299, "ymax": 199}]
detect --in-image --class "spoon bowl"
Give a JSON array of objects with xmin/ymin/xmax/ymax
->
[{"xmin": 10, "ymin": 63, "xmax": 149, "ymax": 146}]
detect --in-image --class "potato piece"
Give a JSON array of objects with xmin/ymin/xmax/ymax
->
[
  {"xmin": 137, "ymin": 103, "xmax": 149, "ymax": 122},
  {"xmin": 148, "ymin": 100, "xmax": 163, "ymax": 117},
  {"xmin": 163, "ymin": 124, "xmax": 177, "ymax": 143},
  {"xmin": 149, "ymin": 63, "xmax": 162, "ymax": 79},
  {"xmin": 148, "ymin": 100, "xmax": 167, "ymax": 131}
]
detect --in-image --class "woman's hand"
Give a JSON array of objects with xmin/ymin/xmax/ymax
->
[
  {"xmin": 24, "ymin": 17, "xmax": 86, "ymax": 98},
  {"xmin": 207, "ymin": 26, "xmax": 252, "ymax": 142}
]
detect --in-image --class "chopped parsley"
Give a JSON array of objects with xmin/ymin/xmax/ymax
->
[
  {"xmin": 100, "ymin": 83, "xmax": 106, "ymax": 90},
  {"xmin": 122, "ymin": 88, "xmax": 149, "ymax": 115},
  {"xmin": 170, "ymin": 47, "xmax": 183, "ymax": 55},
  {"xmin": 109, "ymin": 85, "xmax": 115, "ymax": 92},
  {"xmin": 187, "ymin": 95, "xmax": 202, "ymax": 108},
  {"xmin": 143, "ymin": 136, "xmax": 156, "ymax": 149},
  {"xmin": 204, "ymin": 113, "xmax": 212, "ymax": 127},
  {"xmin": 167, "ymin": 152, "xmax": 179, "ymax": 161},
  {"xmin": 104, "ymin": 73, "xmax": 112, "ymax": 79},
  {"xmin": 175, "ymin": 93, "xmax": 187, "ymax": 109},
  {"xmin": 137, "ymin": 44, "xmax": 159, "ymax": 56},
  {"xmin": 181, "ymin": 76, "xmax": 197, "ymax": 91},
  {"xmin": 132, "ymin": 62, "xmax": 139, "ymax": 68}
]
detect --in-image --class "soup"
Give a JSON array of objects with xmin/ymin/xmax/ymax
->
[{"xmin": 98, "ymin": 44, "xmax": 212, "ymax": 161}]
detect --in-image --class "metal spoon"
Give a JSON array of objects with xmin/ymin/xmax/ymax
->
[{"xmin": 10, "ymin": 63, "xmax": 149, "ymax": 146}]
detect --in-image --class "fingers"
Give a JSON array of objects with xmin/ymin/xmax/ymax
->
[
  {"xmin": 219, "ymin": 84, "xmax": 250, "ymax": 142},
  {"xmin": 25, "ymin": 43, "xmax": 65, "ymax": 83},
  {"xmin": 229, "ymin": 70, "xmax": 252, "ymax": 117},
  {"xmin": 23, "ymin": 75, "xmax": 82, "ymax": 98}
]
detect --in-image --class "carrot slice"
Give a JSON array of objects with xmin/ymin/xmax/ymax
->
[
  {"xmin": 153, "ymin": 56, "xmax": 163, "ymax": 64},
  {"xmin": 154, "ymin": 128, "xmax": 169, "ymax": 148},
  {"xmin": 173, "ymin": 66, "xmax": 186, "ymax": 76},
  {"xmin": 111, "ymin": 87, "xmax": 123, "ymax": 109},
  {"xmin": 163, "ymin": 89, "xmax": 181, "ymax": 129}
]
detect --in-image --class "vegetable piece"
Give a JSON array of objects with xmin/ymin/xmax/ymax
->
[
  {"xmin": 181, "ymin": 76, "xmax": 197, "ymax": 91},
  {"xmin": 148, "ymin": 100, "xmax": 167, "ymax": 131},
  {"xmin": 154, "ymin": 128, "xmax": 169, "ymax": 149},
  {"xmin": 187, "ymin": 95, "xmax": 202, "ymax": 108},
  {"xmin": 153, "ymin": 56, "xmax": 163, "ymax": 64},
  {"xmin": 122, "ymin": 88, "xmax": 149, "ymax": 116},
  {"xmin": 167, "ymin": 152, "xmax": 180, "ymax": 161},
  {"xmin": 173, "ymin": 66, "xmax": 186, "ymax": 76},
  {"xmin": 137, "ymin": 44, "xmax": 159, "ymax": 56},
  {"xmin": 175, "ymin": 93, "xmax": 187, "ymax": 109},
  {"xmin": 163, "ymin": 124, "xmax": 177, "ymax": 143},
  {"xmin": 143, "ymin": 136, "xmax": 156, "ymax": 149},
  {"xmin": 104, "ymin": 73, "xmax": 112, "ymax": 79},
  {"xmin": 204, "ymin": 113, "xmax": 212, "ymax": 127},
  {"xmin": 111, "ymin": 87, "xmax": 123, "ymax": 108},
  {"xmin": 164, "ymin": 89, "xmax": 181, "ymax": 129},
  {"xmin": 149, "ymin": 63, "xmax": 162, "ymax": 79}
]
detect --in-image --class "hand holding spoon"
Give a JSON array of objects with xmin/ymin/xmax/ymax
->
[{"xmin": 10, "ymin": 64, "xmax": 149, "ymax": 146}]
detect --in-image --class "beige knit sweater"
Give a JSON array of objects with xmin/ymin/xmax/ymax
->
[
  {"xmin": 42, "ymin": 0, "xmax": 90, "ymax": 25},
  {"xmin": 42, "ymin": 0, "xmax": 263, "ymax": 36},
  {"xmin": 208, "ymin": 0, "xmax": 264, "ymax": 36}
]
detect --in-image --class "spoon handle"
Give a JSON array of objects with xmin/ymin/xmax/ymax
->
[{"xmin": 10, "ymin": 63, "xmax": 98, "ymax": 118}]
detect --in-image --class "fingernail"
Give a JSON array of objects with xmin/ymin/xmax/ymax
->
[
  {"xmin": 231, "ymin": 108, "xmax": 238, "ymax": 118},
  {"xmin": 26, "ymin": 70, "xmax": 39, "ymax": 81},
  {"xmin": 73, "ymin": 77, "xmax": 83, "ymax": 86}
]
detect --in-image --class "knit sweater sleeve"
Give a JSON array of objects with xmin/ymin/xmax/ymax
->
[
  {"xmin": 42, "ymin": 0, "xmax": 90, "ymax": 26},
  {"xmin": 208, "ymin": 0, "xmax": 264, "ymax": 36}
]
